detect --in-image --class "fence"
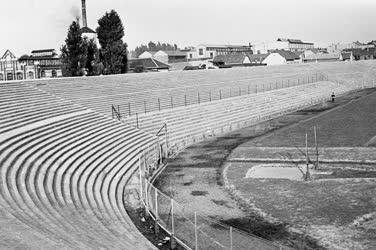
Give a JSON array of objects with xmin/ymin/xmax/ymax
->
[
  {"xmin": 112, "ymin": 73, "xmax": 327, "ymax": 118},
  {"xmin": 135, "ymin": 77, "xmax": 376, "ymax": 249},
  {"xmin": 137, "ymin": 139, "xmax": 291, "ymax": 250}
]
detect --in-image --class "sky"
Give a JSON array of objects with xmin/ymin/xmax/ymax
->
[{"xmin": 0, "ymin": 0, "xmax": 375, "ymax": 56}]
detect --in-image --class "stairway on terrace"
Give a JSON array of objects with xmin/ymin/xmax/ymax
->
[
  {"xmin": 28, "ymin": 65, "xmax": 324, "ymax": 117},
  {"xmin": 123, "ymin": 81, "xmax": 351, "ymax": 154},
  {"xmin": 0, "ymin": 82, "xmax": 157, "ymax": 249}
]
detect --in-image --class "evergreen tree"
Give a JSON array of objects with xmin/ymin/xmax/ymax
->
[
  {"xmin": 61, "ymin": 20, "xmax": 87, "ymax": 76},
  {"xmin": 83, "ymin": 38, "xmax": 99, "ymax": 75},
  {"xmin": 96, "ymin": 10, "xmax": 128, "ymax": 74}
]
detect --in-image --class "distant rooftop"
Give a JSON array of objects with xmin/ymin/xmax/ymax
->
[
  {"xmin": 31, "ymin": 49, "xmax": 55, "ymax": 53},
  {"xmin": 80, "ymin": 26, "xmax": 96, "ymax": 34}
]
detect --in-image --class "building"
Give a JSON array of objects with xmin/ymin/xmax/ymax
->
[
  {"xmin": 340, "ymin": 52, "xmax": 354, "ymax": 61},
  {"xmin": 19, "ymin": 49, "xmax": 63, "ymax": 78},
  {"xmin": 0, "ymin": 50, "xmax": 32, "ymax": 81},
  {"xmin": 138, "ymin": 51, "xmax": 157, "ymax": 59},
  {"xmin": 187, "ymin": 44, "xmax": 253, "ymax": 61},
  {"xmin": 128, "ymin": 58, "xmax": 170, "ymax": 73},
  {"xmin": 247, "ymin": 54, "xmax": 269, "ymax": 65},
  {"xmin": 80, "ymin": 0, "xmax": 98, "ymax": 44},
  {"xmin": 253, "ymin": 38, "xmax": 314, "ymax": 54},
  {"xmin": 212, "ymin": 54, "xmax": 251, "ymax": 67},
  {"xmin": 327, "ymin": 41, "xmax": 372, "ymax": 53},
  {"xmin": 302, "ymin": 53, "xmax": 340, "ymax": 63},
  {"xmin": 342, "ymin": 48, "xmax": 375, "ymax": 61},
  {"xmin": 262, "ymin": 50, "xmax": 300, "ymax": 65},
  {"xmin": 153, "ymin": 50, "xmax": 187, "ymax": 64}
]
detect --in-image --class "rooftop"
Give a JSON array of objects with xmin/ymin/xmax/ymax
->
[
  {"xmin": 31, "ymin": 49, "xmax": 55, "ymax": 53},
  {"xmin": 80, "ymin": 26, "xmax": 96, "ymax": 34}
]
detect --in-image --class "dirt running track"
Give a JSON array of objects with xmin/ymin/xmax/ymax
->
[{"xmin": 155, "ymin": 88, "xmax": 376, "ymax": 249}]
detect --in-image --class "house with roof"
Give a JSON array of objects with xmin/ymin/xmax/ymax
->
[
  {"xmin": 212, "ymin": 54, "xmax": 251, "ymax": 67},
  {"xmin": 153, "ymin": 50, "xmax": 187, "ymax": 64},
  {"xmin": 302, "ymin": 53, "xmax": 340, "ymax": 63},
  {"xmin": 188, "ymin": 44, "xmax": 253, "ymax": 61},
  {"xmin": 138, "ymin": 51, "xmax": 157, "ymax": 59},
  {"xmin": 253, "ymin": 38, "xmax": 314, "ymax": 54},
  {"xmin": 342, "ymin": 48, "xmax": 375, "ymax": 61},
  {"xmin": 340, "ymin": 52, "xmax": 354, "ymax": 61},
  {"xmin": 128, "ymin": 58, "xmax": 170, "ymax": 73},
  {"xmin": 0, "ymin": 50, "xmax": 26, "ymax": 81},
  {"xmin": 262, "ymin": 50, "xmax": 300, "ymax": 65},
  {"xmin": 247, "ymin": 54, "xmax": 269, "ymax": 65},
  {"xmin": 19, "ymin": 49, "xmax": 63, "ymax": 78}
]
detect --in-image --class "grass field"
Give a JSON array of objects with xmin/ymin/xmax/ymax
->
[
  {"xmin": 224, "ymin": 88, "xmax": 376, "ymax": 249},
  {"xmin": 156, "ymin": 87, "xmax": 376, "ymax": 250},
  {"xmin": 244, "ymin": 88, "xmax": 376, "ymax": 147}
]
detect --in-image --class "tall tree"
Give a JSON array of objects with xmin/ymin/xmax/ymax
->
[
  {"xmin": 83, "ymin": 38, "xmax": 99, "ymax": 75},
  {"xmin": 96, "ymin": 10, "xmax": 128, "ymax": 74},
  {"xmin": 61, "ymin": 20, "xmax": 88, "ymax": 76}
]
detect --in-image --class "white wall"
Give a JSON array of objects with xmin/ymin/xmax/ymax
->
[
  {"xmin": 262, "ymin": 53, "xmax": 286, "ymax": 66},
  {"xmin": 153, "ymin": 51, "xmax": 168, "ymax": 64},
  {"xmin": 139, "ymin": 51, "xmax": 153, "ymax": 59}
]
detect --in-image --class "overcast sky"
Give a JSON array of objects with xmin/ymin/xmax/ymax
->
[{"xmin": 0, "ymin": 0, "xmax": 375, "ymax": 55}]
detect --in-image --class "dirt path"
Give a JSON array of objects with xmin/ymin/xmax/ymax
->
[{"xmin": 154, "ymin": 88, "xmax": 376, "ymax": 249}]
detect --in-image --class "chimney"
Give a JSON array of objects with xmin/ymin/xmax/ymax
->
[{"xmin": 81, "ymin": 0, "xmax": 87, "ymax": 28}]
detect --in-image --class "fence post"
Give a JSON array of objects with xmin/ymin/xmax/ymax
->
[
  {"xmin": 275, "ymin": 80, "xmax": 277, "ymax": 89},
  {"xmin": 136, "ymin": 113, "xmax": 139, "ymax": 129},
  {"xmin": 209, "ymin": 91, "xmax": 212, "ymax": 102},
  {"xmin": 198, "ymin": 91, "xmax": 200, "ymax": 104},
  {"xmin": 158, "ymin": 98, "xmax": 161, "ymax": 112},
  {"xmin": 118, "ymin": 105, "xmax": 121, "ymax": 119},
  {"xmin": 144, "ymin": 101, "xmax": 147, "ymax": 114},
  {"xmin": 248, "ymin": 85, "xmax": 250, "ymax": 95},
  {"xmin": 154, "ymin": 188, "xmax": 159, "ymax": 236},
  {"xmin": 256, "ymin": 84, "xmax": 257, "ymax": 93},
  {"xmin": 230, "ymin": 227, "xmax": 233, "ymax": 250},
  {"xmin": 139, "ymin": 156, "xmax": 143, "ymax": 201},
  {"xmin": 170, "ymin": 198, "xmax": 176, "ymax": 249},
  {"xmin": 288, "ymin": 79, "xmax": 290, "ymax": 87},
  {"xmin": 220, "ymin": 90, "xmax": 222, "ymax": 100},
  {"xmin": 128, "ymin": 103, "xmax": 131, "ymax": 116},
  {"xmin": 184, "ymin": 94, "xmax": 187, "ymax": 106},
  {"xmin": 165, "ymin": 123, "xmax": 169, "ymax": 158},
  {"xmin": 145, "ymin": 180, "xmax": 149, "ymax": 218},
  {"xmin": 194, "ymin": 212, "xmax": 198, "ymax": 250},
  {"xmin": 171, "ymin": 96, "xmax": 173, "ymax": 109},
  {"xmin": 238, "ymin": 87, "xmax": 241, "ymax": 96}
]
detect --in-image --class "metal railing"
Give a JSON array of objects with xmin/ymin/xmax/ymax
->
[
  {"xmin": 112, "ymin": 73, "xmax": 327, "ymax": 118},
  {"xmin": 134, "ymin": 77, "xmax": 376, "ymax": 249}
]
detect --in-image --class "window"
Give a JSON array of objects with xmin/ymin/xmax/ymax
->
[
  {"xmin": 0, "ymin": 74, "xmax": 3, "ymax": 81},
  {"xmin": 7, "ymin": 72, "xmax": 13, "ymax": 81},
  {"xmin": 52, "ymin": 70, "xmax": 57, "ymax": 78},
  {"xmin": 28, "ymin": 71, "xmax": 34, "ymax": 79},
  {"xmin": 210, "ymin": 52, "xmax": 213, "ymax": 58},
  {"xmin": 17, "ymin": 73, "xmax": 23, "ymax": 80},
  {"xmin": 199, "ymin": 48, "xmax": 204, "ymax": 56},
  {"xmin": 189, "ymin": 54, "xmax": 193, "ymax": 59}
]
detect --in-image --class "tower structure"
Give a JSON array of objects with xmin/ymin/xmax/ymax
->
[
  {"xmin": 79, "ymin": 0, "xmax": 98, "ymax": 45},
  {"xmin": 82, "ymin": 0, "xmax": 88, "ymax": 28}
]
